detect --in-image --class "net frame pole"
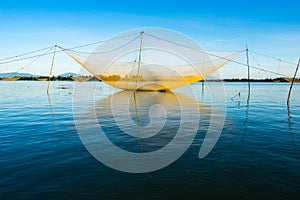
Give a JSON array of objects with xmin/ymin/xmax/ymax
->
[
  {"xmin": 135, "ymin": 31, "xmax": 144, "ymax": 90},
  {"xmin": 47, "ymin": 45, "xmax": 57, "ymax": 94},
  {"xmin": 287, "ymin": 59, "xmax": 300, "ymax": 107},
  {"xmin": 246, "ymin": 45, "xmax": 250, "ymax": 96}
]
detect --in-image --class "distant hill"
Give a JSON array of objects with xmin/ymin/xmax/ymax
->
[
  {"xmin": 60, "ymin": 72, "xmax": 81, "ymax": 77},
  {"xmin": 0, "ymin": 72, "xmax": 82, "ymax": 78},
  {"xmin": 0, "ymin": 72, "xmax": 37, "ymax": 78}
]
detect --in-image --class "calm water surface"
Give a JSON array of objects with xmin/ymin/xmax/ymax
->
[{"xmin": 0, "ymin": 81, "xmax": 299, "ymax": 200}]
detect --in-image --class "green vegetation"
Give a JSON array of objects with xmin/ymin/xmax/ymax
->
[
  {"xmin": 200, "ymin": 78, "xmax": 299, "ymax": 82},
  {"xmin": 0, "ymin": 76, "xmax": 298, "ymax": 83},
  {"xmin": 0, "ymin": 75, "xmax": 100, "ymax": 81}
]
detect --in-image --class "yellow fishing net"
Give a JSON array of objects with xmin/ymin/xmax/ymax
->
[
  {"xmin": 2, "ymin": 77, "xmax": 20, "ymax": 81},
  {"xmin": 59, "ymin": 28, "xmax": 242, "ymax": 91},
  {"xmin": 70, "ymin": 76, "xmax": 92, "ymax": 82},
  {"xmin": 37, "ymin": 78, "xmax": 48, "ymax": 81}
]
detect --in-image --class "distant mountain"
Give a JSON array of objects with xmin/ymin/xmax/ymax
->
[
  {"xmin": 204, "ymin": 75, "xmax": 221, "ymax": 80},
  {"xmin": 0, "ymin": 72, "xmax": 37, "ymax": 78},
  {"xmin": 60, "ymin": 72, "xmax": 81, "ymax": 77},
  {"xmin": 0, "ymin": 72, "xmax": 83, "ymax": 78}
]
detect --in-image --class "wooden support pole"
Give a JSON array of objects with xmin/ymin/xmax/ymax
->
[
  {"xmin": 287, "ymin": 59, "xmax": 300, "ymax": 106},
  {"xmin": 246, "ymin": 45, "xmax": 250, "ymax": 96},
  {"xmin": 47, "ymin": 45, "xmax": 57, "ymax": 94},
  {"xmin": 135, "ymin": 31, "xmax": 144, "ymax": 90}
]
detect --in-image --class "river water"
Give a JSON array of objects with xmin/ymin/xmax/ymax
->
[{"xmin": 0, "ymin": 81, "xmax": 299, "ymax": 199}]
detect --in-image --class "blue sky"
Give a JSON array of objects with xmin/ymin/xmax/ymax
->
[{"xmin": 0, "ymin": 0, "xmax": 300, "ymax": 78}]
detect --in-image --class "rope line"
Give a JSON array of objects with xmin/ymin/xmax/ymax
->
[
  {"xmin": 61, "ymin": 32, "xmax": 139, "ymax": 52},
  {"xmin": 17, "ymin": 47, "xmax": 54, "ymax": 73},
  {"xmin": 0, "ymin": 51, "xmax": 57, "ymax": 65},
  {"xmin": 0, "ymin": 32, "xmax": 139, "ymax": 65},
  {"xmin": 68, "ymin": 34, "xmax": 140, "ymax": 54},
  {"xmin": 0, "ymin": 46, "xmax": 54, "ymax": 62},
  {"xmin": 145, "ymin": 33, "xmax": 292, "ymax": 77},
  {"xmin": 249, "ymin": 49, "xmax": 296, "ymax": 66}
]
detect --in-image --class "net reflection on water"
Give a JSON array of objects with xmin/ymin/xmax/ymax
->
[{"xmin": 73, "ymin": 89, "xmax": 221, "ymax": 173}]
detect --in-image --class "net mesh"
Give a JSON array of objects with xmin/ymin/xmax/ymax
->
[
  {"xmin": 60, "ymin": 28, "xmax": 242, "ymax": 91},
  {"xmin": 2, "ymin": 77, "xmax": 21, "ymax": 81}
]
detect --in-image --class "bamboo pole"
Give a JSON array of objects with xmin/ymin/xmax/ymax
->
[
  {"xmin": 287, "ymin": 59, "xmax": 300, "ymax": 107},
  {"xmin": 47, "ymin": 45, "xmax": 57, "ymax": 94},
  {"xmin": 246, "ymin": 45, "xmax": 250, "ymax": 96},
  {"xmin": 245, "ymin": 45, "xmax": 251, "ymax": 118},
  {"xmin": 132, "ymin": 91, "xmax": 142, "ymax": 153},
  {"xmin": 202, "ymin": 79, "xmax": 204, "ymax": 95},
  {"xmin": 135, "ymin": 31, "xmax": 144, "ymax": 90}
]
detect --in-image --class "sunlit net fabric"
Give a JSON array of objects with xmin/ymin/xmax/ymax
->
[{"xmin": 60, "ymin": 28, "xmax": 242, "ymax": 91}]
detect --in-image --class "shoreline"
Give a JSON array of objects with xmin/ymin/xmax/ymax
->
[{"xmin": 0, "ymin": 76, "xmax": 298, "ymax": 83}]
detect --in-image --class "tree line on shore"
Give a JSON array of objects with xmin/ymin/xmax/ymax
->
[{"xmin": 0, "ymin": 75, "xmax": 298, "ymax": 82}]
